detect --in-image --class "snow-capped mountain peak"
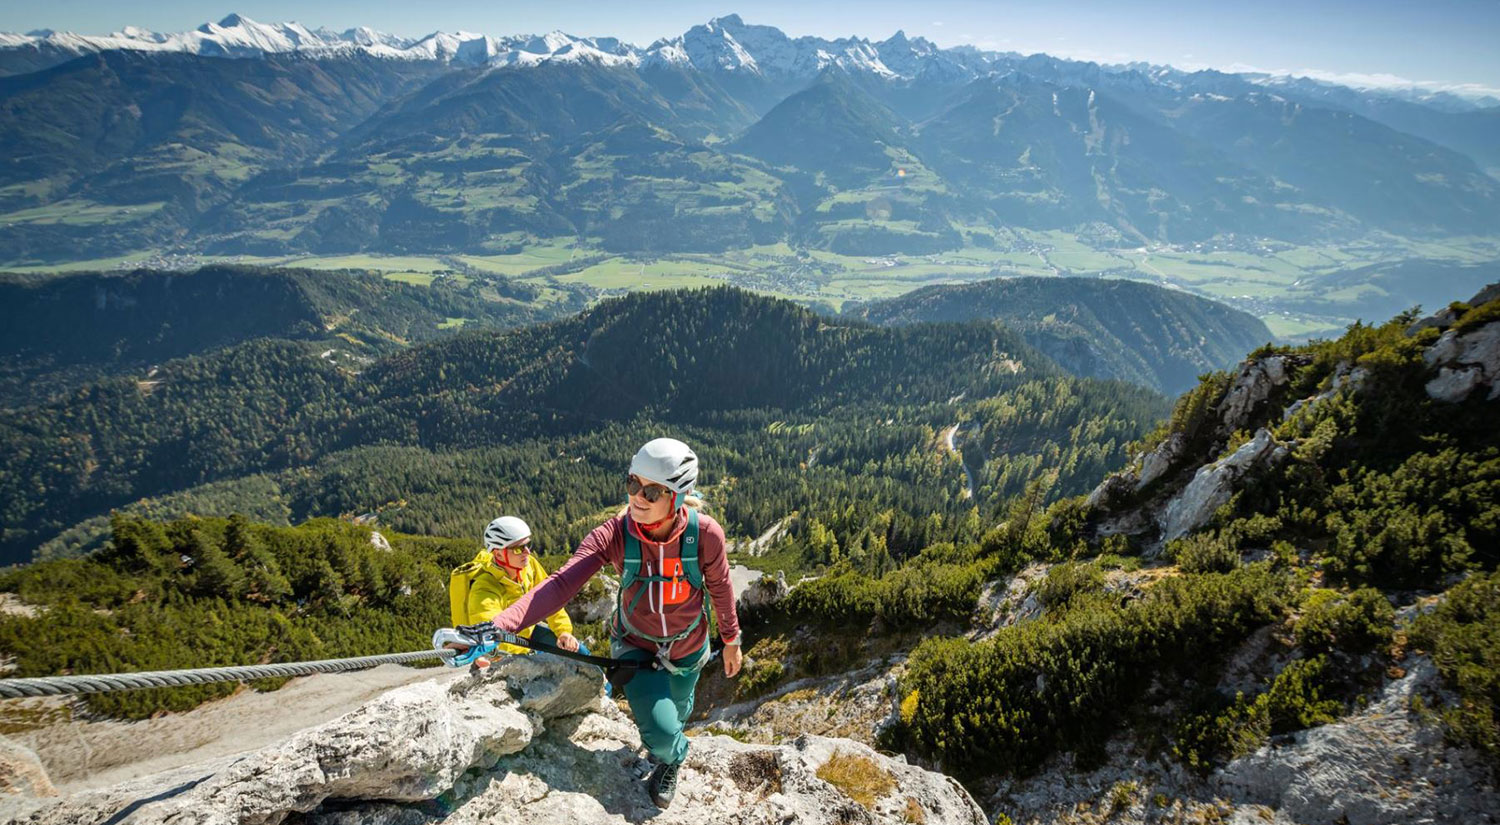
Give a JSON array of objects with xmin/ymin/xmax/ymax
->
[{"xmin": 4, "ymin": 11, "xmax": 1490, "ymax": 108}]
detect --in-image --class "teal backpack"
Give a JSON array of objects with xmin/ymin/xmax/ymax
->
[{"xmin": 615, "ymin": 510, "xmax": 713, "ymax": 671}]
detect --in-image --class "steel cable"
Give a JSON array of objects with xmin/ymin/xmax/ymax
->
[{"xmin": 0, "ymin": 648, "xmax": 456, "ymax": 698}]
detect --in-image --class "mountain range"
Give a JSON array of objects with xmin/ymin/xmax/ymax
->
[{"xmin": 0, "ymin": 13, "xmax": 1496, "ymax": 265}]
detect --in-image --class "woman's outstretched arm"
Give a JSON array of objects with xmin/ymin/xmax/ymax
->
[{"xmin": 489, "ymin": 520, "xmax": 617, "ymax": 633}]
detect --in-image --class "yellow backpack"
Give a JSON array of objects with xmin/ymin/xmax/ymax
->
[{"xmin": 447, "ymin": 549, "xmax": 493, "ymax": 626}]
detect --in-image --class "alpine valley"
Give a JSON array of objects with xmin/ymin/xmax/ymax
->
[{"xmin": 1, "ymin": 13, "xmax": 1498, "ymax": 336}]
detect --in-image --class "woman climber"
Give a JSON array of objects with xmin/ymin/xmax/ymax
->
[{"xmin": 482, "ymin": 437, "xmax": 742, "ymax": 809}]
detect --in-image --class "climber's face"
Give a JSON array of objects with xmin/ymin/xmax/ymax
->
[
  {"xmin": 491, "ymin": 542, "xmax": 530, "ymax": 576},
  {"xmin": 627, "ymin": 474, "xmax": 674, "ymax": 524}
]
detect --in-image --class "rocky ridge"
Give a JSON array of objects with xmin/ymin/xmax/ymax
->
[
  {"xmin": 1085, "ymin": 284, "xmax": 1500, "ymax": 549},
  {"xmin": 1, "ymin": 655, "xmax": 986, "ymax": 825}
]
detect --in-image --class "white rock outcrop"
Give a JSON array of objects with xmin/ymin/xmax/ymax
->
[
  {"xmin": 1424, "ymin": 322, "xmax": 1500, "ymax": 402},
  {"xmin": 971, "ymin": 563, "xmax": 1050, "ymax": 639},
  {"xmin": 1217, "ymin": 657, "xmax": 1500, "ymax": 824},
  {"xmin": 738, "ymin": 569, "xmax": 790, "ymax": 613},
  {"xmin": 1219, "ymin": 356, "xmax": 1288, "ymax": 432},
  {"xmin": 4, "ymin": 654, "xmax": 985, "ymax": 825},
  {"xmin": 1157, "ymin": 429, "xmax": 1289, "ymax": 543},
  {"xmin": 567, "ymin": 575, "xmax": 619, "ymax": 624},
  {"xmin": 6, "ymin": 654, "xmax": 581, "ymax": 825},
  {"xmin": 1134, "ymin": 431, "xmax": 1187, "ymax": 492}
]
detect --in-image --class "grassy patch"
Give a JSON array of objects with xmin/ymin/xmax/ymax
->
[
  {"xmin": 816, "ymin": 750, "xmax": 895, "ymax": 809},
  {"xmin": 383, "ymin": 272, "xmax": 436, "ymax": 286}
]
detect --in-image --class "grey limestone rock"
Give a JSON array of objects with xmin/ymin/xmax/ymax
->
[
  {"xmin": 7, "ymin": 654, "xmax": 985, "ymax": 825},
  {"xmin": 1424, "ymin": 322, "xmax": 1500, "ymax": 402},
  {"xmin": 738, "ymin": 569, "xmax": 789, "ymax": 613},
  {"xmin": 1218, "ymin": 356, "xmax": 1288, "ymax": 434},
  {"xmin": 8, "ymin": 654, "xmax": 600, "ymax": 825},
  {"xmin": 1158, "ymin": 429, "xmax": 1289, "ymax": 543},
  {"xmin": 1216, "ymin": 657, "xmax": 1500, "ymax": 825}
]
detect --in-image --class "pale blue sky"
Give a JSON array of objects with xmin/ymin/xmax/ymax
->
[{"xmin": 5, "ymin": 1, "xmax": 1499, "ymax": 92}]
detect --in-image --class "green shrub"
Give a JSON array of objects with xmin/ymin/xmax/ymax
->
[
  {"xmin": 1295, "ymin": 588, "xmax": 1394, "ymax": 655},
  {"xmin": 1452, "ymin": 299, "xmax": 1500, "ymax": 334},
  {"xmin": 1410, "ymin": 572, "xmax": 1500, "ymax": 768},
  {"xmin": 1171, "ymin": 655, "xmax": 1343, "ymax": 772},
  {"xmin": 1322, "ymin": 449, "xmax": 1498, "ymax": 589},
  {"xmin": 738, "ymin": 659, "xmax": 786, "ymax": 699},
  {"xmin": 1032, "ymin": 561, "xmax": 1105, "ymax": 610},
  {"xmin": 1172, "ymin": 691, "xmax": 1268, "ymax": 773},
  {"xmin": 898, "ymin": 565, "xmax": 1291, "ymax": 777},
  {"xmin": 1168, "ymin": 533, "xmax": 1241, "ymax": 575},
  {"xmin": 784, "ymin": 552, "xmax": 996, "ymax": 630},
  {"xmin": 1261, "ymin": 656, "xmax": 1343, "ymax": 734},
  {"xmin": 0, "ymin": 514, "xmax": 457, "ymax": 719}
]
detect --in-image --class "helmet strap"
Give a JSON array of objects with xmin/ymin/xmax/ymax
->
[{"xmin": 492, "ymin": 547, "xmax": 526, "ymax": 577}]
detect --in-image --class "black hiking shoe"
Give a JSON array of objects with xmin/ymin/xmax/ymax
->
[{"xmin": 647, "ymin": 760, "xmax": 681, "ymax": 808}]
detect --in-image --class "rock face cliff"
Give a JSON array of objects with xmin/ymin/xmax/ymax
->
[
  {"xmin": 1085, "ymin": 283, "xmax": 1500, "ymax": 550},
  {"xmin": 1, "ymin": 655, "xmax": 986, "ymax": 825}
]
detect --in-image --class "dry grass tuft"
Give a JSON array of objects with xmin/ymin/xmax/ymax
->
[{"xmin": 816, "ymin": 749, "xmax": 896, "ymax": 809}]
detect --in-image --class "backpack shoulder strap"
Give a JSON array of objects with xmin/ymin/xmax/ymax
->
[
  {"xmin": 621, "ymin": 518, "xmax": 642, "ymax": 590},
  {"xmin": 680, "ymin": 508, "xmax": 703, "ymax": 590}
]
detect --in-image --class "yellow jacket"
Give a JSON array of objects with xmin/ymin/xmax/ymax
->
[{"xmin": 466, "ymin": 554, "xmax": 573, "ymax": 655}]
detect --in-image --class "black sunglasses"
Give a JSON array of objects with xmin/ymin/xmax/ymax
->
[{"xmin": 626, "ymin": 475, "xmax": 672, "ymax": 503}]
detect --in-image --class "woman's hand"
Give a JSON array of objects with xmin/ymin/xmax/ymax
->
[
  {"xmin": 556, "ymin": 632, "xmax": 581, "ymax": 653},
  {"xmin": 722, "ymin": 642, "xmax": 742, "ymax": 678}
]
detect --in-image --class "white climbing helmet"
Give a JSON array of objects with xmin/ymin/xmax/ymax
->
[
  {"xmin": 629, "ymin": 437, "xmax": 699, "ymax": 495},
  {"xmin": 483, "ymin": 516, "xmax": 531, "ymax": 550}
]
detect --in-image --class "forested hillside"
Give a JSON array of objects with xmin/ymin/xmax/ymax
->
[
  {"xmin": 0, "ymin": 265, "xmax": 583, "ymax": 406},
  {"xmin": 0, "ymin": 285, "xmax": 1171, "ymax": 566},
  {"xmin": 848, "ymin": 276, "xmax": 1273, "ymax": 394},
  {"xmin": 0, "ymin": 516, "xmax": 467, "ymax": 719}
]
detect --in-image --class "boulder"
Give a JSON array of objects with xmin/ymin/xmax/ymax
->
[
  {"xmin": 1135, "ymin": 431, "xmax": 1187, "ymax": 491},
  {"xmin": 738, "ymin": 570, "xmax": 789, "ymax": 613},
  {"xmin": 567, "ymin": 575, "xmax": 618, "ymax": 624},
  {"xmin": 1085, "ymin": 471, "xmax": 1136, "ymax": 512},
  {"xmin": 9, "ymin": 655, "xmax": 601, "ymax": 825},
  {"xmin": 1426, "ymin": 365, "xmax": 1486, "ymax": 404},
  {"xmin": 310, "ymin": 720, "xmax": 987, "ymax": 825},
  {"xmin": 1424, "ymin": 322, "xmax": 1500, "ymax": 403}
]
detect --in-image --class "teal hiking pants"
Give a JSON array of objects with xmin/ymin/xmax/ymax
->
[{"xmin": 611, "ymin": 639, "xmax": 707, "ymax": 766}]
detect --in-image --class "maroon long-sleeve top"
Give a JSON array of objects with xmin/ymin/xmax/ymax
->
[{"xmin": 489, "ymin": 509, "xmax": 741, "ymax": 660}]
